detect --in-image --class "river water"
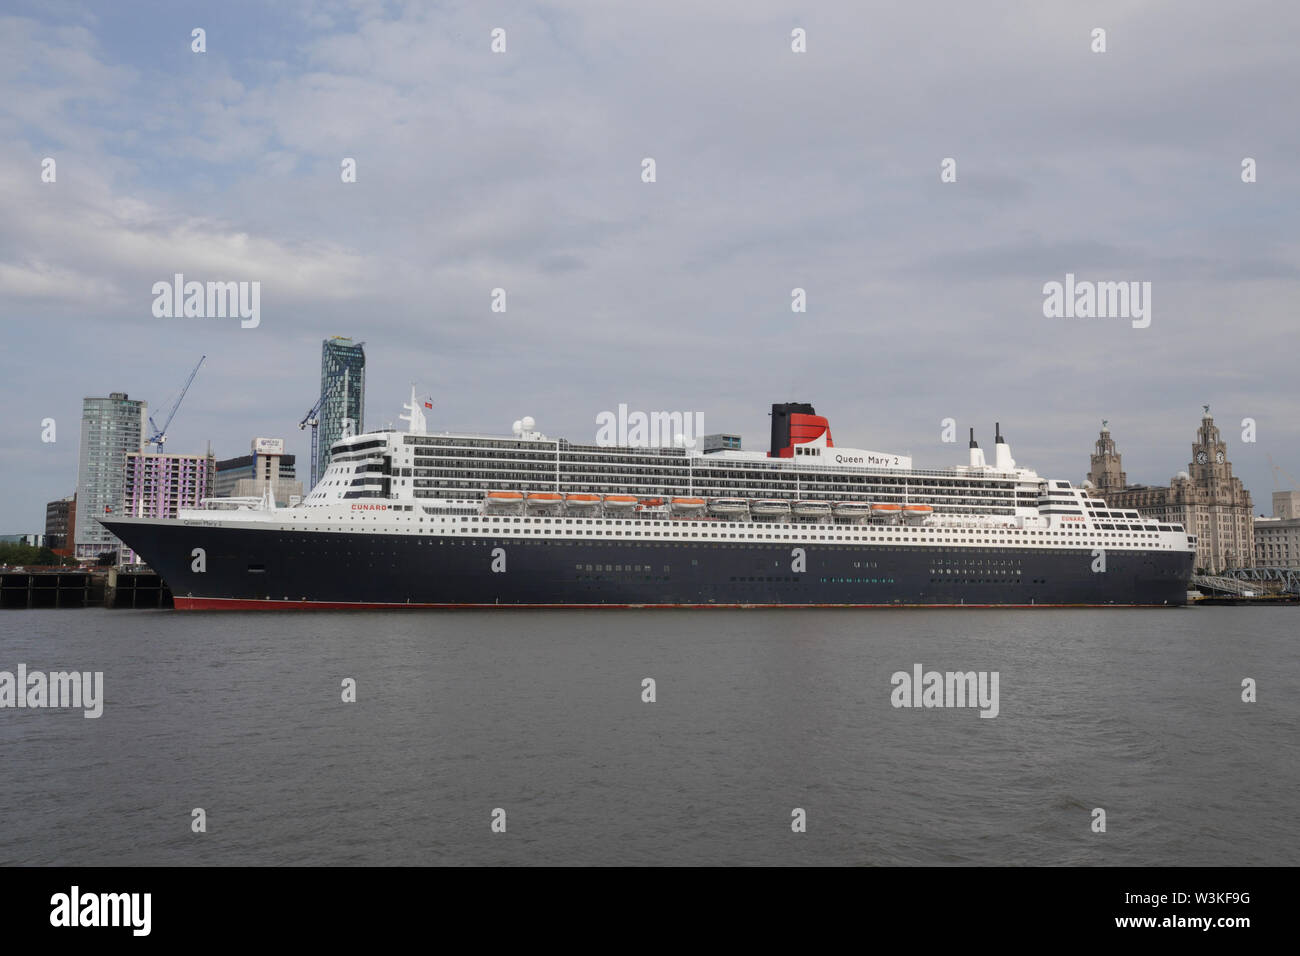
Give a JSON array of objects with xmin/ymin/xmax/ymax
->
[{"xmin": 1, "ymin": 606, "xmax": 1295, "ymax": 865}]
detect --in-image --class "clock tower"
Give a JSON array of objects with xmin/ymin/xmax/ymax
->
[
  {"xmin": 1180, "ymin": 407, "xmax": 1253, "ymax": 571},
  {"xmin": 1089, "ymin": 406, "xmax": 1254, "ymax": 573},
  {"xmin": 1190, "ymin": 408, "xmax": 1231, "ymax": 486},
  {"xmin": 1087, "ymin": 421, "xmax": 1127, "ymax": 493}
]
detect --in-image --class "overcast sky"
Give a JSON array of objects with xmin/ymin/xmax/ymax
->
[{"xmin": 2, "ymin": 0, "xmax": 1298, "ymax": 531}]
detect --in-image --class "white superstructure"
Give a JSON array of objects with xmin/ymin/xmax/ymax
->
[{"xmin": 177, "ymin": 389, "xmax": 1195, "ymax": 559}]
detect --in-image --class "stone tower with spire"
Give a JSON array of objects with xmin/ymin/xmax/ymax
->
[
  {"xmin": 1087, "ymin": 421, "xmax": 1127, "ymax": 493},
  {"xmin": 1094, "ymin": 408, "xmax": 1254, "ymax": 573}
]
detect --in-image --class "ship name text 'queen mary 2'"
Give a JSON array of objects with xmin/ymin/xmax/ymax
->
[{"xmin": 102, "ymin": 391, "xmax": 1196, "ymax": 609}]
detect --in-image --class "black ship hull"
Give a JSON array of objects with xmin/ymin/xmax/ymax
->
[{"xmin": 103, "ymin": 519, "xmax": 1193, "ymax": 609}]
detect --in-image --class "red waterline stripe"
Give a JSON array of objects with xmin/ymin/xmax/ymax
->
[{"xmin": 173, "ymin": 597, "xmax": 1179, "ymax": 611}]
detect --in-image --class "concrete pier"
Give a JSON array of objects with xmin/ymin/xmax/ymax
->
[
  {"xmin": 0, "ymin": 569, "xmax": 172, "ymax": 609},
  {"xmin": 0, "ymin": 570, "xmax": 101, "ymax": 609},
  {"xmin": 104, "ymin": 568, "xmax": 174, "ymax": 609}
]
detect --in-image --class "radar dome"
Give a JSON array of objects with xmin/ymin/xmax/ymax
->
[
  {"xmin": 521, "ymin": 416, "xmax": 536, "ymax": 432},
  {"xmin": 512, "ymin": 420, "xmax": 523, "ymax": 435}
]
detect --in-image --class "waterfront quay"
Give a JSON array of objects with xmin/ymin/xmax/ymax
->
[{"xmin": 0, "ymin": 568, "xmax": 172, "ymax": 609}]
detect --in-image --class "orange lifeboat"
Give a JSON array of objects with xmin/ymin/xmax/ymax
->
[
  {"xmin": 671, "ymin": 497, "xmax": 707, "ymax": 514},
  {"xmin": 525, "ymin": 492, "xmax": 564, "ymax": 513},
  {"xmin": 564, "ymin": 493, "xmax": 601, "ymax": 505},
  {"xmin": 603, "ymin": 494, "xmax": 639, "ymax": 510},
  {"xmin": 903, "ymin": 504, "xmax": 933, "ymax": 514},
  {"xmin": 870, "ymin": 503, "xmax": 902, "ymax": 513},
  {"xmin": 484, "ymin": 490, "xmax": 524, "ymax": 512}
]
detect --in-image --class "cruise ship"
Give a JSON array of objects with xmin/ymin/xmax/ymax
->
[{"xmin": 101, "ymin": 392, "xmax": 1196, "ymax": 609}]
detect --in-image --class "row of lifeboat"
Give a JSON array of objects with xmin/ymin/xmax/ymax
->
[
  {"xmin": 485, "ymin": 491, "xmax": 644, "ymax": 513},
  {"xmin": 484, "ymin": 491, "xmax": 933, "ymax": 521}
]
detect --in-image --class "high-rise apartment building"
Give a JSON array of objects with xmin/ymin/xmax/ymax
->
[
  {"xmin": 318, "ymin": 337, "xmax": 365, "ymax": 486},
  {"xmin": 75, "ymin": 392, "xmax": 146, "ymax": 560},
  {"xmin": 121, "ymin": 451, "xmax": 216, "ymax": 563}
]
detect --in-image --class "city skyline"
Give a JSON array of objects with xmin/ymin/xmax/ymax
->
[{"xmin": 15, "ymin": 376, "xmax": 1290, "ymax": 537}]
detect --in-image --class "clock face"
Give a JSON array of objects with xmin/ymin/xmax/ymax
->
[
  {"xmin": 1216, "ymin": 451, "xmax": 1225, "ymax": 463},
  {"xmin": 1196, "ymin": 451, "xmax": 1209, "ymax": 464}
]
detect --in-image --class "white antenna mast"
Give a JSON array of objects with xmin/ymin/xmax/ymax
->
[{"xmin": 400, "ymin": 384, "xmax": 428, "ymax": 434}]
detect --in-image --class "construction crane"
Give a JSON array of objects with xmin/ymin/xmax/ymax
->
[
  {"xmin": 299, "ymin": 394, "xmax": 324, "ymax": 488},
  {"xmin": 1267, "ymin": 454, "xmax": 1299, "ymax": 490},
  {"xmin": 147, "ymin": 355, "xmax": 206, "ymax": 452}
]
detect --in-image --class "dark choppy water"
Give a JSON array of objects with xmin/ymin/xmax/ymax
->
[{"xmin": 1, "ymin": 607, "xmax": 1296, "ymax": 866}]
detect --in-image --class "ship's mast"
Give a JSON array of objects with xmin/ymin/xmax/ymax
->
[{"xmin": 400, "ymin": 384, "xmax": 427, "ymax": 434}]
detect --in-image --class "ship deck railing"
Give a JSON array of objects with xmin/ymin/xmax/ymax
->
[{"xmin": 197, "ymin": 497, "xmax": 267, "ymax": 511}]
